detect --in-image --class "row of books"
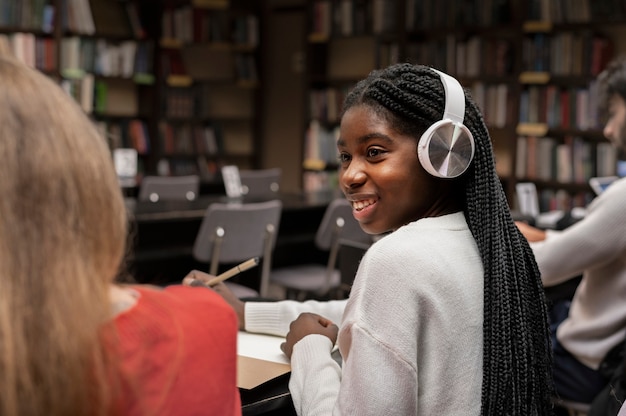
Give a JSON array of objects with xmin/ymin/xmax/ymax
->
[
  {"xmin": 163, "ymin": 83, "xmax": 254, "ymax": 120},
  {"xmin": 303, "ymin": 121, "xmax": 340, "ymax": 169},
  {"xmin": 309, "ymin": 0, "xmax": 397, "ymax": 38},
  {"xmin": 63, "ymin": 0, "xmax": 141, "ymax": 38},
  {"xmin": 533, "ymin": 188, "xmax": 593, "ymax": 212},
  {"xmin": 161, "ymin": 45, "xmax": 257, "ymax": 84},
  {"xmin": 155, "ymin": 156, "xmax": 225, "ymax": 180},
  {"xmin": 522, "ymin": 32, "xmax": 613, "ymax": 76},
  {"xmin": 309, "ymin": 86, "xmax": 351, "ymax": 124},
  {"xmin": 470, "ymin": 83, "xmax": 515, "ymax": 128},
  {"xmin": 527, "ymin": 0, "xmax": 626, "ymax": 23},
  {"xmin": 60, "ymin": 37, "xmax": 154, "ymax": 78},
  {"xmin": 0, "ymin": 0, "xmax": 54, "ymax": 32},
  {"xmin": 158, "ymin": 121, "xmax": 223, "ymax": 156},
  {"xmin": 406, "ymin": 0, "xmax": 512, "ymax": 30},
  {"xmin": 515, "ymin": 136, "xmax": 617, "ymax": 183},
  {"xmin": 163, "ymin": 88, "xmax": 196, "ymax": 118},
  {"xmin": 62, "ymin": 76, "xmax": 139, "ymax": 116},
  {"xmin": 518, "ymin": 83, "xmax": 601, "ymax": 131},
  {"xmin": 0, "ymin": 32, "xmax": 56, "ymax": 72},
  {"xmin": 95, "ymin": 119, "xmax": 151, "ymax": 155},
  {"xmin": 162, "ymin": 6, "xmax": 258, "ymax": 47},
  {"xmin": 406, "ymin": 36, "xmax": 515, "ymax": 78}
]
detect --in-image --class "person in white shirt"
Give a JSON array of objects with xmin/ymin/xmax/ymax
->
[
  {"xmin": 517, "ymin": 56, "xmax": 626, "ymax": 405},
  {"xmin": 188, "ymin": 63, "xmax": 553, "ymax": 415}
]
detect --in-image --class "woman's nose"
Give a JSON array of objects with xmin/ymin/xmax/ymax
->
[{"xmin": 340, "ymin": 161, "xmax": 366, "ymax": 189}]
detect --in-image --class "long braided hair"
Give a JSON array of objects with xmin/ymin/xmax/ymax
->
[{"xmin": 343, "ymin": 63, "xmax": 553, "ymax": 415}]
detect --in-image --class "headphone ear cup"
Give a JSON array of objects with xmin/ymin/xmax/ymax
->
[{"xmin": 417, "ymin": 119, "xmax": 475, "ymax": 179}]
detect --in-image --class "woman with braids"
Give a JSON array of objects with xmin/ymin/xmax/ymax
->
[
  {"xmin": 0, "ymin": 56, "xmax": 241, "ymax": 415},
  {"xmin": 189, "ymin": 62, "xmax": 553, "ymax": 415}
]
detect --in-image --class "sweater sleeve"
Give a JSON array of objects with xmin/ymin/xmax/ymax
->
[
  {"xmin": 289, "ymin": 335, "xmax": 343, "ymax": 416},
  {"xmin": 530, "ymin": 179, "xmax": 626, "ymax": 286},
  {"xmin": 244, "ymin": 299, "xmax": 348, "ymax": 337}
]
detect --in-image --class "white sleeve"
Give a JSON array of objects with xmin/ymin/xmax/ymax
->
[
  {"xmin": 289, "ymin": 334, "xmax": 342, "ymax": 416},
  {"xmin": 244, "ymin": 299, "xmax": 348, "ymax": 337},
  {"xmin": 530, "ymin": 181, "xmax": 626, "ymax": 286},
  {"xmin": 288, "ymin": 324, "xmax": 417, "ymax": 416}
]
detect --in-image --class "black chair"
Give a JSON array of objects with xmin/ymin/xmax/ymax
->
[
  {"xmin": 138, "ymin": 175, "xmax": 200, "ymax": 202},
  {"xmin": 192, "ymin": 200, "xmax": 283, "ymax": 298},
  {"xmin": 239, "ymin": 168, "xmax": 282, "ymax": 199},
  {"xmin": 269, "ymin": 198, "xmax": 372, "ymax": 300}
]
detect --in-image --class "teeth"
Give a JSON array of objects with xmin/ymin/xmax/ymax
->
[{"xmin": 353, "ymin": 199, "xmax": 375, "ymax": 211}]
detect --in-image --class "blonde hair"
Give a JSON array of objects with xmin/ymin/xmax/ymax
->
[{"xmin": 0, "ymin": 57, "xmax": 127, "ymax": 415}]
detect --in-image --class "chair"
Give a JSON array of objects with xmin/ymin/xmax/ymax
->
[
  {"xmin": 269, "ymin": 198, "xmax": 373, "ymax": 300},
  {"xmin": 238, "ymin": 168, "xmax": 282, "ymax": 199},
  {"xmin": 192, "ymin": 200, "xmax": 282, "ymax": 299},
  {"xmin": 138, "ymin": 175, "xmax": 200, "ymax": 202}
]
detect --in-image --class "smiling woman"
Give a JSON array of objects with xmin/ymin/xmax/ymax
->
[{"xmin": 278, "ymin": 63, "xmax": 553, "ymax": 415}]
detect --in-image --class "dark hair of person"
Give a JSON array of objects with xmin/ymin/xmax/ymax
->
[
  {"xmin": 597, "ymin": 55, "xmax": 626, "ymax": 120},
  {"xmin": 342, "ymin": 63, "xmax": 553, "ymax": 415}
]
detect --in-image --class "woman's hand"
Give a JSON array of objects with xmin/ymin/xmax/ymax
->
[
  {"xmin": 515, "ymin": 221, "xmax": 547, "ymax": 243},
  {"xmin": 182, "ymin": 270, "xmax": 246, "ymax": 330},
  {"xmin": 281, "ymin": 313, "xmax": 338, "ymax": 359}
]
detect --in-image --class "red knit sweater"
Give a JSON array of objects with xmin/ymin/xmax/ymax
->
[{"xmin": 112, "ymin": 285, "xmax": 241, "ymax": 415}]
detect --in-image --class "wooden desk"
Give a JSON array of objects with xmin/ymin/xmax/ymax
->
[{"xmin": 123, "ymin": 190, "xmax": 340, "ymax": 285}]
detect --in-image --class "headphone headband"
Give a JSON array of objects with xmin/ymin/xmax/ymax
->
[{"xmin": 431, "ymin": 68, "xmax": 465, "ymax": 124}]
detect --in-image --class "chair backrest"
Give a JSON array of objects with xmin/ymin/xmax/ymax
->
[
  {"xmin": 192, "ymin": 199, "xmax": 283, "ymax": 297},
  {"xmin": 139, "ymin": 175, "xmax": 200, "ymax": 202},
  {"xmin": 315, "ymin": 198, "xmax": 373, "ymax": 291},
  {"xmin": 315, "ymin": 198, "xmax": 371, "ymax": 251},
  {"xmin": 238, "ymin": 168, "xmax": 282, "ymax": 199}
]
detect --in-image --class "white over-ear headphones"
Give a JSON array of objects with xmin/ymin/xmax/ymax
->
[{"xmin": 417, "ymin": 68, "xmax": 475, "ymax": 178}]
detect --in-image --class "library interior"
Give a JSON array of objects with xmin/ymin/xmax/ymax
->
[{"xmin": 5, "ymin": 0, "xmax": 626, "ymax": 415}]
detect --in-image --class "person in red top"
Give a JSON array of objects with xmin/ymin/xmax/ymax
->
[
  {"xmin": 0, "ymin": 55, "xmax": 241, "ymax": 416},
  {"xmin": 111, "ymin": 285, "xmax": 240, "ymax": 416}
]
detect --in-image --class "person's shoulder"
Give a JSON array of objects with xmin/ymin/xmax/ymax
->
[
  {"xmin": 132, "ymin": 285, "xmax": 237, "ymax": 332},
  {"xmin": 134, "ymin": 284, "xmax": 231, "ymax": 312},
  {"xmin": 608, "ymin": 177, "xmax": 626, "ymax": 194}
]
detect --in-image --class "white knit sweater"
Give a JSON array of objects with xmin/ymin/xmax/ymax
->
[
  {"xmin": 530, "ymin": 177, "xmax": 626, "ymax": 369},
  {"xmin": 262, "ymin": 212, "xmax": 485, "ymax": 416}
]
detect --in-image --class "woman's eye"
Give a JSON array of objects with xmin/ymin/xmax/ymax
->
[
  {"xmin": 338, "ymin": 153, "xmax": 351, "ymax": 163},
  {"xmin": 367, "ymin": 148, "xmax": 382, "ymax": 158}
]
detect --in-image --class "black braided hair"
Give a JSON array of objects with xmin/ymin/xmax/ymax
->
[{"xmin": 343, "ymin": 63, "xmax": 553, "ymax": 415}]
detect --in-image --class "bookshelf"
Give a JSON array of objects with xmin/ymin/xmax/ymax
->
[
  {"xmin": 514, "ymin": 1, "xmax": 624, "ymax": 212},
  {"xmin": 302, "ymin": 0, "xmax": 402, "ymax": 192},
  {"xmin": 301, "ymin": 0, "xmax": 626, "ymax": 211},
  {"xmin": 155, "ymin": 0, "xmax": 261, "ymax": 185},
  {"xmin": 0, "ymin": 0, "xmax": 262, "ymax": 189},
  {"xmin": 0, "ymin": 0, "xmax": 158, "ymax": 181}
]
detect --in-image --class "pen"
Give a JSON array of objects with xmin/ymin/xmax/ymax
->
[{"xmin": 190, "ymin": 257, "xmax": 260, "ymax": 288}]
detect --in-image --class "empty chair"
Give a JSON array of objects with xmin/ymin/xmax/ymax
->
[
  {"xmin": 138, "ymin": 175, "xmax": 200, "ymax": 202},
  {"xmin": 192, "ymin": 200, "xmax": 282, "ymax": 299},
  {"xmin": 270, "ymin": 198, "xmax": 373, "ymax": 300},
  {"xmin": 238, "ymin": 168, "xmax": 282, "ymax": 199}
]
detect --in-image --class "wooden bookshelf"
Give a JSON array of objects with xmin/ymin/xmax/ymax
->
[
  {"xmin": 302, "ymin": 0, "xmax": 403, "ymax": 192},
  {"xmin": 301, "ymin": 0, "xmax": 626, "ymax": 210},
  {"xmin": 0, "ymin": 0, "xmax": 158, "ymax": 181},
  {"xmin": 0, "ymin": 0, "xmax": 262, "ymax": 187},
  {"xmin": 155, "ymin": 0, "xmax": 261, "ymax": 182}
]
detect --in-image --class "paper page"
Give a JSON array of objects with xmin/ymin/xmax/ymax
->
[
  {"xmin": 238, "ymin": 331, "xmax": 289, "ymax": 364},
  {"xmin": 237, "ymin": 331, "xmax": 291, "ymax": 390}
]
